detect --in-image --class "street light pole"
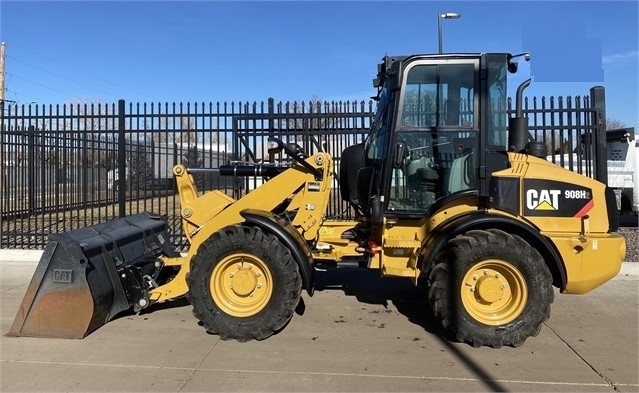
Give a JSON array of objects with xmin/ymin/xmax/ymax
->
[
  {"xmin": 438, "ymin": 12, "xmax": 461, "ymax": 54},
  {"xmin": 0, "ymin": 42, "xmax": 6, "ymax": 132}
]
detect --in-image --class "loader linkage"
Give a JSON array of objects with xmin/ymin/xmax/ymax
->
[{"xmin": 7, "ymin": 52, "xmax": 626, "ymax": 348}]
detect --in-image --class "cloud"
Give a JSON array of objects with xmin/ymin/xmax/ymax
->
[{"xmin": 602, "ymin": 51, "xmax": 639, "ymax": 67}]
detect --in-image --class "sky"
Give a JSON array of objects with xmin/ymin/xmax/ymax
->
[{"xmin": 1, "ymin": 0, "xmax": 638, "ymax": 129}]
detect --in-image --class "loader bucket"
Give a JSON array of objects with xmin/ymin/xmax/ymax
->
[{"xmin": 6, "ymin": 213, "xmax": 177, "ymax": 339}]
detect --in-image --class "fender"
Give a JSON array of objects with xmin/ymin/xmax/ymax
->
[
  {"xmin": 240, "ymin": 209, "xmax": 315, "ymax": 296},
  {"xmin": 421, "ymin": 211, "xmax": 567, "ymax": 291}
]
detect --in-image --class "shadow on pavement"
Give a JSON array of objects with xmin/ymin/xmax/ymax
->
[{"xmin": 314, "ymin": 267, "xmax": 509, "ymax": 391}]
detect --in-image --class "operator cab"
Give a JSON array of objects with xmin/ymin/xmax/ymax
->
[{"xmin": 343, "ymin": 53, "xmax": 523, "ymax": 222}]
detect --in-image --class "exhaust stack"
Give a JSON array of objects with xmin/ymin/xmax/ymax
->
[
  {"xmin": 508, "ymin": 78, "xmax": 532, "ymax": 153},
  {"xmin": 508, "ymin": 78, "xmax": 547, "ymax": 158}
]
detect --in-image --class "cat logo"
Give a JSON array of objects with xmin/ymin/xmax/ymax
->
[
  {"xmin": 523, "ymin": 179, "xmax": 593, "ymax": 217},
  {"xmin": 526, "ymin": 189, "xmax": 561, "ymax": 211}
]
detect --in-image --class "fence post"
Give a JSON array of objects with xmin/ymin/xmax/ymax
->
[
  {"xmin": 27, "ymin": 125, "xmax": 36, "ymax": 214},
  {"xmin": 590, "ymin": 86, "xmax": 607, "ymax": 184},
  {"xmin": 268, "ymin": 97, "xmax": 274, "ymax": 132},
  {"xmin": 118, "ymin": 99, "xmax": 126, "ymax": 218},
  {"xmin": 268, "ymin": 97, "xmax": 274, "ymax": 164}
]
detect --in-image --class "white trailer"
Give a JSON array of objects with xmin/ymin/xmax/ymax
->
[
  {"xmin": 547, "ymin": 128, "xmax": 637, "ymax": 214},
  {"xmin": 606, "ymin": 128, "xmax": 638, "ymax": 214}
]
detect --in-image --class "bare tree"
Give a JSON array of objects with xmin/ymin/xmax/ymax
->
[{"xmin": 606, "ymin": 118, "xmax": 629, "ymax": 131}]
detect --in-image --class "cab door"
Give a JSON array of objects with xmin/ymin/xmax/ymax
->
[{"xmin": 386, "ymin": 58, "xmax": 480, "ymax": 216}]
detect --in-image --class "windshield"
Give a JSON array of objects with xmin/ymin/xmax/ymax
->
[
  {"xmin": 373, "ymin": 83, "xmax": 390, "ymax": 123},
  {"xmin": 363, "ymin": 82, "xmax": 393, "ymax": 164}
]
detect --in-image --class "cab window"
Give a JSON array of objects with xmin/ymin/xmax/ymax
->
[{"xmin": 400, "ymin": 63, "xmax": 475, "ymax": 128}]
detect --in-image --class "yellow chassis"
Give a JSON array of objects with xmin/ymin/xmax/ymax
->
[{"xmin": 149, "ymin": 151, "xmax": 626, "ymax": 304}]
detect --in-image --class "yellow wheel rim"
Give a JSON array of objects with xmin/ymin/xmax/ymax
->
[
  {"xmin": 210, "ymin": 253, "xmax": 273, "ymax": 318},
  {"xmin": 460, "ymin": 260, "xmax": 527, "ymax": 325}
]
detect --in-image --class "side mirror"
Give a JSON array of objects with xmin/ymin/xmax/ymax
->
[
  {"xmin": 393, "ymin": 142, "xmax": 407, "ymax": 168},
  {"xmin": 356, "ymin": 166, "xmax": 374, "ymax": 207}
]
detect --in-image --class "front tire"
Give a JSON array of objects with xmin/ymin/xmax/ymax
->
[
  {"xmin": 428, "ymin": 229, "xmax": 553, "ymax": 348},
  {"xmin": 186, "ymin": 225, "xmax": 302, "ymax": 342}
]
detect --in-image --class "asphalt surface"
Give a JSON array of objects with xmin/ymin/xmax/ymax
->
[{"xmin": 0, "ymin": 254, "xmax": 637, "ymax": 393}]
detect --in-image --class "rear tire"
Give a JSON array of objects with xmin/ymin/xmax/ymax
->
[
  {"xmin": 186, "ymin": 225, "xmax": 302, "ymax": 342},
  {"xmin": 428, "ymin": 229, "xmax": 553, "ymax": 348}
]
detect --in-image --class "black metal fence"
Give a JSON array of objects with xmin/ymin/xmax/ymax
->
[
  {"xmin": 1, "ymin": 87, "xmax": 607, "ymax": 250},
  {"xmin": 515, "ymin": 86, "xmax": 607, "ymax": 182},
  {"xmin": 1, "ymin": 98, "xmax": 374, "ymax": 249}
]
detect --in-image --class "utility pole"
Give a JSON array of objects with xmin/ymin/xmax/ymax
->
[{"xmin": 0, "ymin": 41, "xmax": 5, "ymax": 104}]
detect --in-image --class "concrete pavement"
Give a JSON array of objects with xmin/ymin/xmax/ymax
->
[{"xmin": 0, "ymin": 256, "xmax": 637, "ymax": 392}]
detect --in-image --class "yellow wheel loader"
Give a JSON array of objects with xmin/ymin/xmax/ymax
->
[{"xmin": 8, "ymin": 52, "xmax": 626, "ymax": 348}]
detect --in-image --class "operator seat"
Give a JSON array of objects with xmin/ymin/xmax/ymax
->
[{"xmin": 405, "ymin": 156, "xmax": 439, "ymax": 209}]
